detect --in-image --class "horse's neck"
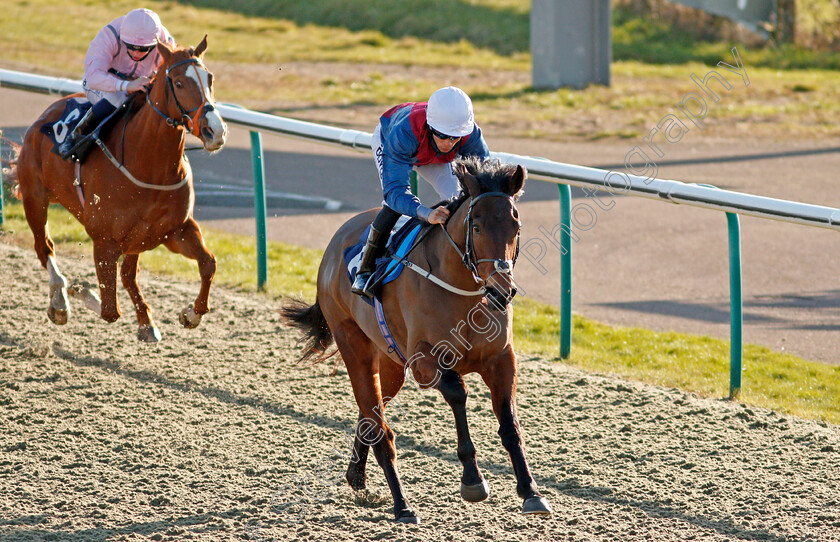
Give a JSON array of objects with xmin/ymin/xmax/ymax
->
[
  {"xmin": 421, "ymin": 204, "xmax": 479, "ymax": 292},
  {"xmin": 123, "ymin": 85, "xmax": 186, "ymax": 167}
]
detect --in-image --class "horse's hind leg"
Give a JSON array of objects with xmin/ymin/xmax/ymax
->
[
  {"xmin": 334, "ymin": 323, "xmax": 418, "ymax": 523},
  {"xmin": 163, "ymin": 218, "xmax": 216, "ymax": 329},
  {"xmin": 346, "ymin": 353, "xmax": 405, "ymax": 492},
  {"xmin": 20, "ymin": 180, "xmax": 70, "ymax": 325},
  {"xmin": 119, "ymin": 254, "xmax": 161, "ymax": 342}
]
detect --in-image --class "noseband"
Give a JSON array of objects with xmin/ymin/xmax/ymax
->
[
  {"xmin": 441, "ymin": 191, "xmax": 522, "ymax": 307},
  {"xmin": 146, "ymin": 57, "xmax": 215, "ymax": 138}
]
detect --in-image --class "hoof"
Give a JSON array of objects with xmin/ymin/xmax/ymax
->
[
  {"xmin": 137, "ymin": 325, "xmax": 162, "ymax": 343},
  {"xmin": 179, "ymin": 304, "xmax": 202, "ymax": 329},
  {"xmin": 47, "ymin": 290, "xmax": 70, "ymax": 325},
  {"xmin": 47, "ymin": 305, "xmax": 69, "ymax": 325},
  {"xmin": 395, "ymin": 510, "xmax": 420, "ymax": 524},
  {"xmin": 460, "ymin": 478, "xmax": 490, "ymax": 502},
  {"xmin": 522, "ymin": 495, "xmax": 552, "ymax": 516},
  {"xmin": 346, "ymin": 473, "xmax": 366, "ymax": 491}
]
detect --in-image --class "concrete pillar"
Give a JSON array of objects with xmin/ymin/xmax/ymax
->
[{"xmin": 531, "ymin": 0, "xmax": 611, "ymax": 89}]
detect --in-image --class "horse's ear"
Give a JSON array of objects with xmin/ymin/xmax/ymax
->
[
  {"xmin": 455, "ymin": 162, "xmax": 482, "ymax": 197},
  {"xmin": 195, "ymin": 35, "xmax": 208, "ymax": 57},
  {"xmin": 507, "ymin": 164, "xmax": 526, "ymax": 200},
  {"xmin": 156, "ymin": 39, "xmax": 173, "ymax": 63}
]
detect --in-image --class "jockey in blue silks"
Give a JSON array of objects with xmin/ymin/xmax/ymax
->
[{"xmin": 352, "ymin": 86, "xmax": 490, "ymax": 298}]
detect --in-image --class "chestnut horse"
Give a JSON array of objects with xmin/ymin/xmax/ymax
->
[
  {"xmin": 282, "ymin": 157, "xmax": 552, "ymax": 523},
  {"xmin": 14, "ymin": 37, "xmax": 227, "ymax": 342}
]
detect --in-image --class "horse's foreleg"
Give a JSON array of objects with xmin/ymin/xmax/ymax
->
[
  {"xmin": 481, "ymin": 350, "xmax": 552, "ymax": 516},
  {"xmin": 120, "ymin": 254, "xmax": 161, "ymax": 342},
  {"xmin": 163, "ymin": 218, "xmax": 216, "ymax": 329},
  {"xmin": 437, "ymin": 368, "xmax": 489, "ymax": 503},
  {"xmin": 92, "ymin": 241, "xmax": 121, "ymax": 323}
]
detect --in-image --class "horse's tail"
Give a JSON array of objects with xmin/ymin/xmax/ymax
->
[
  {"xmin": 280, "ymin": 299, "xmax": 337, "ymax": 364},
  {"xmin": 1, "ymin": 136, "xmax": 22, "ymax": 200}
]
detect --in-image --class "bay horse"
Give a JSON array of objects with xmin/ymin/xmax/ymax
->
[
  {"xmin": 282, "ymin": 157, "xmax": 552, "ymax": 523},
  {"xmin": 14, "ymin": 37, "xmax": 227, "ymax": 342}
]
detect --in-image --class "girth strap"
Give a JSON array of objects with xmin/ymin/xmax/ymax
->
[{"xmin": 374, "ymin": 297, "xmax": 407, "ymax": 366}]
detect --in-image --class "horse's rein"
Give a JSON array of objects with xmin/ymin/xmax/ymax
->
[
  {"xmin": 390, "ymin": 193, "xmax": 522, "ymax": 303},
  {"xmin": 441, "ymin": 191, "xmax": 521, "ymax": 304},
  {"xmin": 88, "ymin": 56, "xmax": 217, "ymax": 192}
]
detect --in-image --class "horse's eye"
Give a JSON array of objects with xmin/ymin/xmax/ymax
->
[
  {"xmin": 175, "ymin": 81, "xmax": 183, "ymax": 89},
  {"xmin": 472, "ymin": 225, "xmax": 480, "ymax": 234}
]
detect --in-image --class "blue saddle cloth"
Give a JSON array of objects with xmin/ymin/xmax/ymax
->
[
  {"xmin": 40, "ymin": 98, "xmax": 92, "ymax": 154},
  {"xmin": 343, "ymin": 216, "xmax": 424, "ymax": 306}
]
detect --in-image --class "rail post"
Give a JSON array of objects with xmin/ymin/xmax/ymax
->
[
  {"xmin": 558, "ymin": 184, "xmax": 572, "ymax": 358},
  {"xmin": 697, "ymin": 184, "xmax": 743, "ymax": 398},
  {"xmin": 250, "ymin": 130, "xmax": 268, "ymax": 291},
  {"xmin": 727, "ymin": 212, "xmax": 743, "ymax": 398}
]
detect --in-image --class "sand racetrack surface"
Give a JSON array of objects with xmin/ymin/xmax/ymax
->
[{"xmin": 1, "ymin": 239, "xmax": 840, "ymax": 542}]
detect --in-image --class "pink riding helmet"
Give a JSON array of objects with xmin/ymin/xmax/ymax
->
[{"xmin": 120, "ymin": 8, "xmax": 161, "ymax": 47}]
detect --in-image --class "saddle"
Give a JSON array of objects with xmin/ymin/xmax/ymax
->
[
  {"xmin": 344, "ymin": 216, "xmax": 425, "ymax": 305},
  {"xmin": 40, "ymin": 98, "xmax": 123, "ymax": 164}
]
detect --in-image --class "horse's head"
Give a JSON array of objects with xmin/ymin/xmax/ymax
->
[
  {"xmin": 453, "ymin": 157, "xmax": 525, "ymax": 311},
  {"xmin": 152, "ymin": 36, "xmax": 227, "ymax": 152}
]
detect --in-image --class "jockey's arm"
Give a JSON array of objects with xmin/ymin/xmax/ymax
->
[
  {"xmin": 83, "ymin": 26, "xmax": 125, "ymax": 92},
  {"xmin": 381, "ymin": 128, "xmax": 424, "ymax": 219},
  {"xmin": 382, "ymin": 155, "xmax": 424, "ymax": 220}
]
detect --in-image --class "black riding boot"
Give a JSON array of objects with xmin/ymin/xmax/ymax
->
[
  {"xmin": 58, "ymin": 109, "xmax": 98, "ymax": 160},
  {"xmin": 351, "ymin": 206, "xmax": 401, "ymax": 298},
  {"xmin": 58, "ymin": 100, "xmax": 116, "ymax": 160}
]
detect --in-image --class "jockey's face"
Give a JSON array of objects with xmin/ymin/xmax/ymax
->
[
  {"xmin": 124, "ymin": 42, "xmax": 154, "ymax": 62},
  {"xmin": 431, "ymin": 132, "xmax": 461, "ymax": 154}
]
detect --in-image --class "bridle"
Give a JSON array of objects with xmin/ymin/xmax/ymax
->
[
  {"xmin": 146, "ymin": 57, "xmax": 216, "ymax": 138},
  {"xmin": 439, "ymin": 191, "xmax": 522, "ymax": 308}
]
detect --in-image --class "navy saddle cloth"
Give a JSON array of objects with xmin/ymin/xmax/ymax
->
[
  {"xmin": 40, "ymin": 98, "xmax": 92, "ymax": 154},
  {"xmin": 343, "ymin": 216, "xmax": 424, "ymax": 306}
]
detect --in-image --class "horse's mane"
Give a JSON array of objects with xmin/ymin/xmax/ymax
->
[{"xmin": 441, "ymin": 156, "xmax": 526, "ymax": 214}]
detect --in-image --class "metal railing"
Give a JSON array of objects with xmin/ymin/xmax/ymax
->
[{"xmin": 4, "ymin": 67, "xmax": 840, "ymax": 397}]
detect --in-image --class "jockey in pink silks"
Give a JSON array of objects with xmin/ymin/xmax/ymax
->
[{"xmin": 58, "ymin": 8, "xmax": 176, "ymax": 159}]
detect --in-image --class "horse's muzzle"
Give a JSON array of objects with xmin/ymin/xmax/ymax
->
[
  {"xmin": 200, "ymin": 107, "xmax": 227, "ymax": 152},
  {"xmin": 485, "ymin": 286, "xmax": 516, "ymax": 312}
]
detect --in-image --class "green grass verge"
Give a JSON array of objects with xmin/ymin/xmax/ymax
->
[{"xmin": 3, "ymin": 199, "xmax": 839, "ymax": 425}]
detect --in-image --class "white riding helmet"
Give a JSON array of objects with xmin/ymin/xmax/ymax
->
[
  {"xmin": 121, "ymin": 8, "xmax": 161, "ymax": 47},
  {"xmin": 426, "ymin": 86, "xmax": 475, "ymax": 138}
]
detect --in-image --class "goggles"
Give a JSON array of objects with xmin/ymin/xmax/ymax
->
[
  {"xmin": 429, "ymin": 127, "xmax": 461, "ymax": 141},
  {"xmin": 124, "ymin": 42, "xmax": 154, "ymax": 53}
]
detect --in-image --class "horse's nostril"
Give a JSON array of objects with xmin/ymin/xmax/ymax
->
[{"xmin": 201, "ymin": 127, "xmax": 213, "ymax": 140}]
